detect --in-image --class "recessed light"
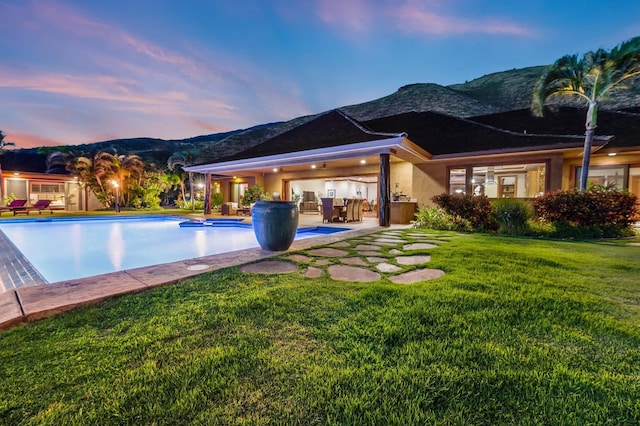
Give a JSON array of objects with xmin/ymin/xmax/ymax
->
[
  {"xmin": 608, "ymin": 152, "xmax": 617, "ymax": 156},
  {"xmin": 311, "ymin": 164, "xmax": 316, "ymax": 169},
  {"xmin": 273, "ymin": 168, "xmax": 278, "ymax": 172},
  {"xmin": 360, "ymin": 159, "xmax": 366, "ymax": 164}
]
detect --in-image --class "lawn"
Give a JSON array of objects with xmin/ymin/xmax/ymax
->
[{"xmin": 1, "ymin": 230, "xmax": 639, "ymax": 425}]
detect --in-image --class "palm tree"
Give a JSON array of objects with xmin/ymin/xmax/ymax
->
[
  {"xmin": 67, "ymin": 155, "xmax": 94, "ymax": 210},
  {"xmin": 532, "ymin": 36, "xmax": 640, "ymax": 191},
  {"xmin": 0, "ymin": 130, "xmax": 16, "ymax": 205},
  {"xmin": 167, "ymin": 150, "xmax": 198, "ymax": 209}
]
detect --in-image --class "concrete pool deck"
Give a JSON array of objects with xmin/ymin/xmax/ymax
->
[{"xmin": 0, "ymin": 213, "xmax": 399, "ymax": 330}]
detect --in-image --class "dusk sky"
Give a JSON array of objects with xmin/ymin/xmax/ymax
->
[{"xmin": 1, "ymin": 0, "xmax": 639, "ymax": 149}]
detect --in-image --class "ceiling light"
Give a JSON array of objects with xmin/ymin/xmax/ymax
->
[
  {"xmin": 311, "ymin": 164, "xmax": 316, "ymax": 169},
  {"xmin": 273, "ymin": 168, "xmax": 278, "ymax": 172},
  {"xmin": 608, "ymin": 152, "xmax": 617, "ymax": 156},
  {"xmin": 360, "ymin": 159, "xmax": 366, "ymax": 164}
]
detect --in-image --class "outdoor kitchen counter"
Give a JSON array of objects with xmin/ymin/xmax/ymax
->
[{"xmin": 390, "ymin": 201, "xmax": 418, "ymax": 224}]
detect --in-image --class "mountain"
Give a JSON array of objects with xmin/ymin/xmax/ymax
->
[{"xmin": 6, "ymin": 65, "xmax": 640, "ymax": 171}]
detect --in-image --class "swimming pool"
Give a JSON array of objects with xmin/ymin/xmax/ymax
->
[{"xmin": 0, "ymin": 216, "xmax": 349, "ymax": 286}]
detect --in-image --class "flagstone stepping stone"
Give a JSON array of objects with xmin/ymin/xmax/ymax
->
[
  {"xmin": 304, "ymin": 266, "xmax": 324, "ymax": 278},
  {"xmin": 375, "ymin": 238, "xmax": 406, "ymax": 243},
  {"xmin": 373, "ymin": 240, "xmax": 404, "ymax": 246},
  {"xmin": 627, "ymin": 242, "xmax": 640, "ymax": 246},
  {"xmin": 355, "ymin": 244, "xmax": 382, "ymax": 251},
  {"xmin": 315, "ymin": 259, "xmax": 332, "ymax": 265},
  {"xmin": 328, "ymin": 265, "xmax": 380, "ymax": 282},
  {"xmin": 240, "ymin": 260, "xmax": 298, "ymax": 274},
  {"xmin": 390, "ymin": 268, "xmax": 445, "ymax": 284},
  {"xmin": 357, "ymin": 251, "xmax": 384, "ymax": 257},
  {"xmin": 389, "ymin": 249, "xmax": 403, "ymax": 255},
  {"xmin": 330, "ymin": 241, "xmax": 352, "ymax": 248},
  {"xmin": 376, "ymin": 263, "xmax": 402, "ymax": 273},
  {"xmin": 287, "ymin": 254, "xmax": 312, "ymax": 262},
  {"xmin": 403, "ymin": 243, "xmax": 438, "ymax": 251},
  {"xmin": 395, "ymin": 255, "xmax": 431, "ymax": 265},
  {"xmin": 308, "ymin": 248, "xmax": 350, "ymax": 257},
  {"xmin": 341, "ymin": 257, "xmax": 368, "ymax": 266},
  {"xmin": 366, "ymin": 256, "xmax": 387, "ymax": 263}
]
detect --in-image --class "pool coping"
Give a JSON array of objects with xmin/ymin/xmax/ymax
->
[{"xmin": 0, "ymin": 223, "xmax": 395, "ymax": 331}]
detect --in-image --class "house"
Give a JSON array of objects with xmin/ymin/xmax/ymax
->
[
  {"xmin": 185, "ymin": 106, "xmax": 640, "ymax": 226},
  {"xmin": 0, "ymin": 151, "xmax": 98, "ymax": 211}
]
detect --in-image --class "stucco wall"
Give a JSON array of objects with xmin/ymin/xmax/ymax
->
[{"xmin": 413, "ymin": 163, "xmax": 448, "ymax": 207}]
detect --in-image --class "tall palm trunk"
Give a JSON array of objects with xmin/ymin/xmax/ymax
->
[
  {"xmin": 189, "ymin": 171, "xmax": 194, "ymax": 210},
  {"xmin": 579, "ymin": 100, "xmax": 598, "ymax": 191},
  {"xmin": 579, "ymin": 127, "xmax": 596, "ymax": 191}
]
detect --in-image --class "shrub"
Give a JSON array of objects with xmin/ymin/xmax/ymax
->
[
  {"xmin": 492, "ymin": 198, "xmax": 533, "ymax": 235},
  {"xmin": 431, "ymin": 193, "xmax": 496, "ymax": 231},
  {"xmin": 177, "ymin": 200, "xmax": 204, "ymax": 210},
  {"xmin": 533, "ymin": 188, "xmax": 638, "ymax": 238},
  {"xmin": 412, "ymin": 206, "xmax": 463, "ymax": 231}
]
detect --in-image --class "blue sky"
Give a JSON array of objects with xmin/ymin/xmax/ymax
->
[{"xmin": 1, "ymin": 0, "xmax": 639, "ymax": 148}]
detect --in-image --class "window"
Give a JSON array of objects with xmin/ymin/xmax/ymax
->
[
  {"xmin": 31, "ymin": 182, "xmax": 63, "ymax": 193},
  {"xmin": 449, "ymin": 168, "xmax": 466, "ymax": 194},
  {"xmin": 449, "ymin": 163, "xmax": 546, "ymax": 198},
  {"xmin": 576, "ymin": 165, "xmax": 628, "ymax": 190}
]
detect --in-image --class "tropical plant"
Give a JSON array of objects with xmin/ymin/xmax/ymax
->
[
  {"xmin": 491, "ymin": 198, "xmax": 533, "ymax": 235},
  {"xmin": 68, "ymin": 151, "xmax": 161, "ymax": 209},
  {"xmin": 167, "ymin": 150, "xmax": 199, "ymax": 208},
  {"xmin": 242, "ymin": 184, "xmax": 268, "ymax": 206},
  {"xmin": 412, "ymin": 206, "xmax": 459, "ymax": 230},
  {"xmin": 531, "ymin": 36, "xmax": 640, "ymax": 191}
]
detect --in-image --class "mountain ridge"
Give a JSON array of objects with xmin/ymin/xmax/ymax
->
[{"xmin": 8, "ymin": 65, "xmax": 640, "ymax": 170}]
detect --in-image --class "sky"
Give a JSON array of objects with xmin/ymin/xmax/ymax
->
[{"xmin": 1, "ymin": 0, "xmax": 639, "ymax": 149}]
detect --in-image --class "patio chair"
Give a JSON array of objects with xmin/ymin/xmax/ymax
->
[
  {"xmin": 14, "ymin": 199, "xmax": 53, "ymax": 216},
  {"xmin": 321, "ymin": 198, "xmax": 334, "ymax": 223},
  {"xmin": 354, "ymin": 198, "xmax": 363, "ymax": 221},
  {"xmin": 345, "ymin": 199, "xmax": 357, "ymax": 222},
  {"xmin": 0, "ymin": 199, "xmax": 27, "ymax": 215}
]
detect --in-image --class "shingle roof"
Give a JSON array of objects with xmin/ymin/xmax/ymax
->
[
  {"xmin": 469, "ymin": 107, "xmax": 639, "ymax": 149},
  {"xmin": 213, "ymin": 110, "xmax": 402, "ymax": 163},
  {"xmin": 363, "ymin": 111, "xmax": 600, "ymax": 157}
]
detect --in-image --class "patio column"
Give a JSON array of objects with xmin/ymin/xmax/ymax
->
[
  {"xmin": 204, "ymin": 173, "xmax": 212, "ymax": 214},
  {"xmin": 379, "ymin": 153, "xmax": 390, "ymax": 227}
]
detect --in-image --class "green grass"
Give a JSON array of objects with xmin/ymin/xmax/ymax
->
[{"xmin": 1, "ymin": 231, "xmax": 639, "ymax": 425}]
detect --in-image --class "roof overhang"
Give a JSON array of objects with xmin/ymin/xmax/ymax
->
[
  {"xmin": 185, "ymin": 136, "xmax": 431, "ymax": 175},
  {"xmin": 429, "ymin": 136, "xmax": 611, "ymax": 161}
]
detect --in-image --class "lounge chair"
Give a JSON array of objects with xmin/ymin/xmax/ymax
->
[
  {"xmin": 0, "ymin": 199, "xmax": 27, "ymax": 215},
  {"xmin": 13, "ymin": 199, "xmax": 54, "ymax": 216}
]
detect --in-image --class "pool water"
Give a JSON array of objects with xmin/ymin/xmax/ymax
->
[{"xmin": 0, "ymin": 216, "xmax": 348, "ymax": 284}]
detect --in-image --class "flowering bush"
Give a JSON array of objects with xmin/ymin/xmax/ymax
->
[
  {"xmin": 532, "ymin": 188, "xmax": 638, "ymax": 238},
  {"xmin": 533, "ymin": 188, "xmax": 637, "ymax": 228}
]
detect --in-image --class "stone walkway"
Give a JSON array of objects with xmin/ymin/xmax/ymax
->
[{"xmin": 240, "ymin": 229, "xmax": 448, "ymax": 284}]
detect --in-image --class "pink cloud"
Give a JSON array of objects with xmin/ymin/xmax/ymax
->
[
  {"xmin": 316, "ymin": 0, "xmax": 374, "ymax": 33},
  {"xmin": 191, "ymin": 120, "xmax": 231, "ymax": 134},
  {"xmin": 394, "ymin": 1, "xmax": 532, "ymax": 37},
  {"xmin": 315, "ymin": 0, "xmax": 532, "ymax": 37},
  {"xmin": 4, "ymin": 131, "xmax": 64, "ymax": 149}
]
